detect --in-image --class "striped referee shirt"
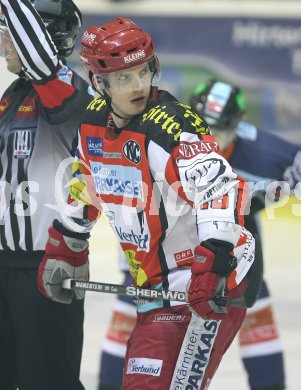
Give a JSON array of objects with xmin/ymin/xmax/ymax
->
[{"xmin": 0, "ymin": 0, "xmax": 92, "ymax": 266}]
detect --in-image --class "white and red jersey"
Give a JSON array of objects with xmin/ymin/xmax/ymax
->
[{"xmin": 66, "ymin": 89, "xmax": 255, "ymax": 302}]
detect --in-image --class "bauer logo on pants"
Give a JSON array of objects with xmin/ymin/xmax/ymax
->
[{"xmin": 126, "ymin": 357, "xmax": 163, "ymax": 376}]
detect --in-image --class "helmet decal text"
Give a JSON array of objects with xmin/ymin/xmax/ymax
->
[
  {"xmin": 124, "ymin": 50, "xmax": 146, "ymax": 64},
  {"xmin": 82, "ymin": 31, "xmax": 97, "ymax": 46}
]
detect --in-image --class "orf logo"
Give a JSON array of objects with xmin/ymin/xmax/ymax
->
[{"xmin": 123, "ymin": 140, "xmax": 141, "ymax": 164}]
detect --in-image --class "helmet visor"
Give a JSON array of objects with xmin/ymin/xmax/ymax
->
[
  {"xmin": 203, "ymin": 82, "xmax": 233, "ymax": 129},
  {"xmin": 92, "ymin": 56, "xmax": 160, "ymax": 95},
  {"xmin": 93, "ymin": 62, "xmax": 152, "ymax": 95},
  {"xmin": 0, "ymin": 26, "xmax": 18, "ymax": 59}
]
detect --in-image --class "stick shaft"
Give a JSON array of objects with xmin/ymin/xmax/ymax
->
[
  {"xmin": 62, "ymin": 279, "xmax": 248, "ymax": 309},
  {"xmin": 62, "ymin": 278, "xmax": 188, "ymax": 302}
]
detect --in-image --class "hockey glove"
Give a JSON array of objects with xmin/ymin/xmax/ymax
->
[
  {"xmin": 38, "ymin": 221, "xmax": 89, "ymax": 304},
  {"xmin": 187, "ymin": 239, "xmax": 237, "ymax": 320}
]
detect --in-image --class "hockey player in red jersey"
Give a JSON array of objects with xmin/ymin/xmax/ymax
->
[
  {"xmin": 98, "ymin": 79, "xmax": 297, "ymax": 390},
  {"xmin": 38, "ymin": 18, "xmax": 262, "ymax": 390}
]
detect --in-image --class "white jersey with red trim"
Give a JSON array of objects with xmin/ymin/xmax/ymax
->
[{"xmin": 66, "ymin": 90, "xmax": 255, "ymax": 301}]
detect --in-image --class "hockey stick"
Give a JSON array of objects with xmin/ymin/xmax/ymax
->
[
  {"xmin": 62, "ymin": 278, "xmax": 250, "ymax": 310},
  {"xmin": 63, "ymin": 236, "xmax": 263, "ymax": 310},
  {"xmin": 63, "ymin": 278, "xmax": 187, "ymax": 302}
]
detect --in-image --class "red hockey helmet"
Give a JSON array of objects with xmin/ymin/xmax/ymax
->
[{"xmin": 80, "ymin": 17, "xmax": 160, "ymax": 84}]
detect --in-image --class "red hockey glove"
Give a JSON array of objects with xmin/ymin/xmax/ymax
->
[
  {"xmin": 187, "ymin": 239, "xmax": 237, "ymax": 320},
  {"xmin": 38, "ymin": 221, "xmax": 89, "ymax": 304}
]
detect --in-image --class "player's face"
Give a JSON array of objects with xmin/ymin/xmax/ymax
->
[
  {"xmin": 6, "ymin": 53, "xmax": 22, "ymax": 74},
  {"xmin": 0, "ymin": 26, "xmax": 22, "ymax": 74},
  {"xmin": 108, "ymin": 62, "xmax": 152, "ymax": 120}
]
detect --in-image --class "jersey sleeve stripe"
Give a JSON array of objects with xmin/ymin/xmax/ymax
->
[{"xmin": 165, "ymin": 151, "xmax": 194, "ymax": 207}]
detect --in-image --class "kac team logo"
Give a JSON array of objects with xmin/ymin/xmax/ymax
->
[{"xmin": 123, "ymin": 140, "xmax": 141, "ymax": 164}]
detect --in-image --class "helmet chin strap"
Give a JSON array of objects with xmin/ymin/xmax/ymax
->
[{"xmin": 111, "ymin": 107, "xmax": 134, "ymax": 121}]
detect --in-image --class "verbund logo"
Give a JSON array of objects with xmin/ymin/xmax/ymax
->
[
  {"xmin": 115, "ymin": 226, "xmax": 149, "ymax": 250},
  {"xmin": 126, "ymin": 357, "xmax": 163, "ymax": 376},
  {"xmin": 86, "ymin": 136, "xmax": 103, "ymax": 156}
]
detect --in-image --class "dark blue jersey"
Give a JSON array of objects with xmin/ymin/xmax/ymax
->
[
  {"xmin": 225, "ymin": 121, "xmax": 301, "ymax": 235},
  {"xmin": 230, "ymin": 121, "xmax": 300, "ymax": 190}
]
